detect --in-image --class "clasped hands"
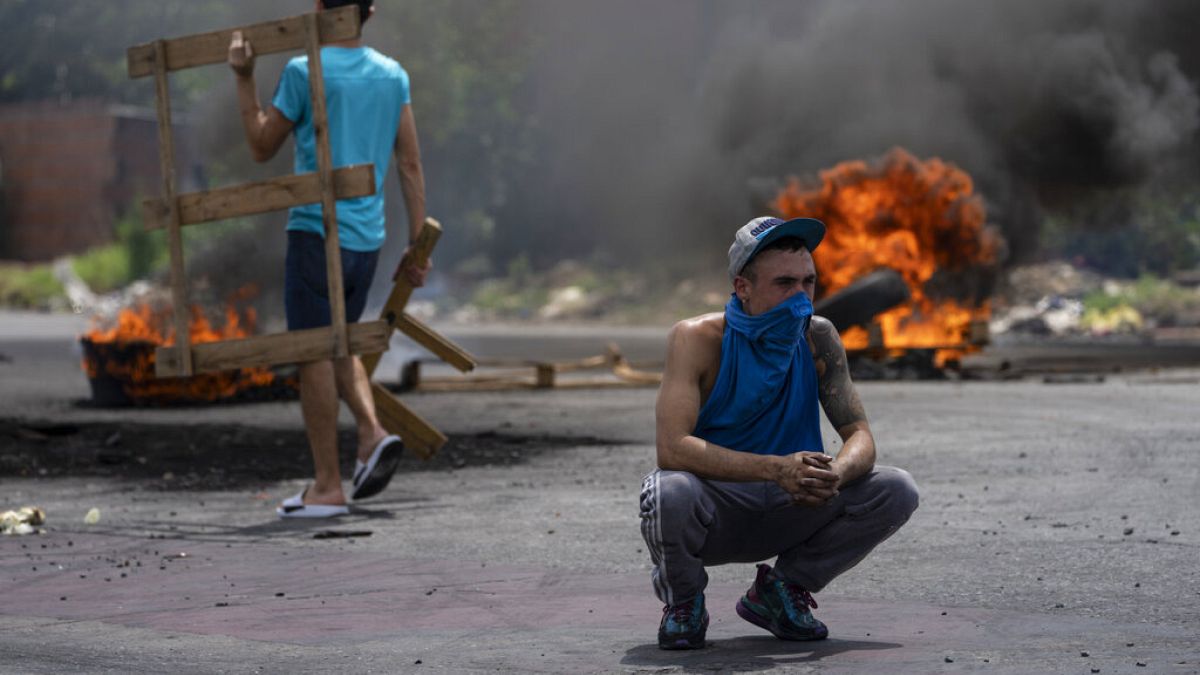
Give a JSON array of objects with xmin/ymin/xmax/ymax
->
[{"xmin": 775, "ymin": 452, "xmax": 840, "ymax": 507}]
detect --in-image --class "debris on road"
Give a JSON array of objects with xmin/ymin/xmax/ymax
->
[
  {"xmin": 312, "ymin": 530, "xmax": 373, "ymax": 539},
  {"xmin": 1, "ymin": 506, "xmax": 45, "ymax": 535},
  {"xmin": 83, "ymin": 507, "xmax": 100, "ymax": 525}
]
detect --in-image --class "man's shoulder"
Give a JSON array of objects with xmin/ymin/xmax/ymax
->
[
  {"xmin": 667, "ymin": 312, "xmax": 725, "ymax": 358},
  {"xmin": 360, "ymin": 47, "xmax": 407, "ymax": 77}
]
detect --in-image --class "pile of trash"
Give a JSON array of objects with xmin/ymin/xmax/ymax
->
[
  {"xmin": 992, "ymin": 262, "xmax": 1200, "ymax": 338},
  {"xmin": 1, "ymin": 506, "xmax": 45, "ymax": 536}
]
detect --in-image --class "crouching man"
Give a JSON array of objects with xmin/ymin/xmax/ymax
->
[{"xmin": 640, "ymin": 216, "xmax": 919, "ymax": 649}]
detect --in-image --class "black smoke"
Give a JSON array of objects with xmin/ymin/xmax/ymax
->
[{"xmin": 500, "ymin": 0, "xmax": 1200, "ymax": 271}]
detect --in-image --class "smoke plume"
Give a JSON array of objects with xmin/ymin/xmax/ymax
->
[{"xmin": 507, "ymin": 0, "xmax": 1200, "ymax": 269}]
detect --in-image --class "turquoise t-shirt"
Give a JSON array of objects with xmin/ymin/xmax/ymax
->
[{"xmin": 272, "ymin": 46, "xmax": 410, "ymax": 252}]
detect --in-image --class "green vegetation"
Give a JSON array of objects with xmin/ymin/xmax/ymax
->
[
  {"xmin": 70, "ymin": 206, "xmax": 168, "ymax": 294},
  {"xmin": 1082, "ymin": 275, "xmax": 1200, "ymax": 320},
  {"xmin": 0, "ymin": 262, "xmax": 63, "ymax": 309},
  {"xmin": 1041, "ymin": 188, "xmax": 1200, "ymax": 279}
]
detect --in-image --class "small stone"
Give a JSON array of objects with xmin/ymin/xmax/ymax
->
[
  {"xmin": 1134, "ymin": 582, "xmax": 1140, "ymax": 588},
  {"xmin": 1171, "ymin": 530, "xmax": 1180, "ymax": 536},
  {"xmin": 215, "ymin": 602, "xmax": 228, "ymax": 607},
  {"xmin": 414, "ymin": 660, "xmax": 422, "ymax": 665},
  {"xmin": 1123, "ymin": 528, "xmax": 1134, "ymax": 536},
  {"xmin": 1054, "ymin": 603, "xmax": 1064, "ymax": 608},
  {"xmin": 275, "ymin": 592, "xmax": 284, "ymax": 597},
  {"xmin": 944, "ymin": 657, "xmax": 954, "ymax": 663},
  {"xmin": 1136, "ymin": 662, "xmax": 1146, "ymax": 667},
  {"xmin": 59, "ymin": 596, "xmax": 66, "ymax": 601},
  {"xmin": 1081, "ymin": 651, "xmax": 1090, "ymax": 657}
]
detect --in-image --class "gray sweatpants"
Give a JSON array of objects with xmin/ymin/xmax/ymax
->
[{"xmin": 639, "ymin": 465, "xmax": 919, "ymax": 606}]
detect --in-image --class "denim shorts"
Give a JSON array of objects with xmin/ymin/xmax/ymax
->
[{"xmin": 285, "ymin": 231, "xmax": 380, "ymax": 331}]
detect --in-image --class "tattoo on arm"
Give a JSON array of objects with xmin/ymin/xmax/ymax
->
[{"xmin": 811, "ymin": 318, "xmax": 868, "ymax": 429}]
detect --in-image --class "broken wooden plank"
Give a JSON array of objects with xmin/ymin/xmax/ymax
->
[
  {"xmin": 127, "ymin": 6, "xmax": 359, "ymax": 78},
  {"xmin": 143, "ymin": 165, "xmax": 375, "ymax": 230},
  {"xmin": 412, "ymin": 377, "xmax": 657, "ymax": 393},
  {"xmin": 303, "ymin": 12, "xmax": 348, "ymax": 359},
  {"xmin": 371, "ymin": 382, "xmax": 446, "ymax": 459},
  {"xmin": 613, "ymin": 360, "xmax": 663, "ymax": 385},
  {"xmin": 362, "ymin": 218, "xmax": 442, "ymax": 376},
  {"xmin": 155, "ymin": 320, "xmax": 390, "ymax": 378},
  {"xmin": 153, "ymin": 40, "xmax": 194, "ymax": 377},
  {"xmin": 394, "ymin": 312, "xmax": 475, "ymax": 373},
  {"xmin": 535, "ymin": 364, "xmax": 556, "ymax": 388}
]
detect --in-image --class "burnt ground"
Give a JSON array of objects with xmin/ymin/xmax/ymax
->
[{"xmin": 0, "ymin": 418, "xmax": 618, "ymax": 489}]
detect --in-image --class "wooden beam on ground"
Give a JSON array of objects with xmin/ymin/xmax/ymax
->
[
  {"xmin": 153, "ymin": 40, "xmax": 193, "ymax": 377},
  {"xmin": 127, "ymin": 6, "xmax": 360, "ymax": 78},
  {"xmin": 362, "ymin": 218, "xmax": 442, "ymax": 376},
  {"xmin": 143, "ymin": 165, "xmax": 375, "ymax": 230},
  {"xmin": 613, "ymin": 360, "xmax": 664, "ymax": 385},
  {"xmin": 394, "ymin": 312, "xmax": 475, "ymax": 373},
  {"xmin": 371, "ymin": 382, "xmax": 446, "ymax": 459},
  {"xmin": 155, "ymin": 320, "xmax": 390, "ymax": 378}
]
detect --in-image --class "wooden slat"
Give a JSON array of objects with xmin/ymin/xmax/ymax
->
[
  {"xmin": 304, "ymin": 13, "xmax": 348, "ymax": 360},
  {"xmin": 143, "ymin": 165, "xmax": 375, "ymax": 230},
  {"xmin": 371, "ymin": 382, "xmax": 447, "ymax": 459},
  {"xmin": 153, "ymin": 41, "xmax": 193, "ymax": 377},
  {"xmin": 155, "ymin": 320, "xmax": 390, "ymax": 378},
  {"xmin": 362, "ymin": 218, "xmax": 442, "ymax": 375},
  {"xmin": 413, "ymin": 377, "xmax": 655, "ymax": 393},
  {"xmin": 394, "ymin": 312, "xmax": 475, "ymax": 373},
  {"xmin": 127, "ymin": 6, "xmax": 359, "ymax": 78}
]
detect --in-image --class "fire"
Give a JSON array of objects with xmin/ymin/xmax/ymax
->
[
  {"xmin": 82, "ymin": 286, "xmax": 282, "ymax": 403},
  {"xmin": 774, "ymin": 148, "xmax": 1000, "ymax": 364}
]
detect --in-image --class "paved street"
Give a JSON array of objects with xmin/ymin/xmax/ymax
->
[{"xmin": 1, "ymin": 311, "xmax": 1198, "ymax": 673}]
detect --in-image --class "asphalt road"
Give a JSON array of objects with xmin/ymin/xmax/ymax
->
[{"xmin": 1, "ymin": 311, "xmax": 1198, "ymax": 673}]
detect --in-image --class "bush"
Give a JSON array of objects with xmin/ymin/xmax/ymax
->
[
  {"xmin": 1082, "ymin": 274, "xmax": 1200, "ymax": 324},
  {"xmin": 71, "ymin": 204, "xmax": 168, "ymax": 294},
  {"xmin": 0, "ymin": 263, "xmax": 64, "ymax": 309}
]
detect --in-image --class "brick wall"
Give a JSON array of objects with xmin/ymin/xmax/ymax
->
[{"xmin": 0, "ymin": 99, "xmax": 198, "ymax": 262}]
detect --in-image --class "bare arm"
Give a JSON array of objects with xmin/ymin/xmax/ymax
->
[
  {"xmin": 228, "ymin": 31, "xmax": 293, "ymax": 163},
  {"xmin": 810, "ymin": 316, "xmax": 876, "ymax": 487},
  {"xmin": 655, "ymin": 319, "xmax": 839, "ymax": 505},
  {"xmin": 392, "ymin": 104, "xmax": 429, "ymax": 286}
]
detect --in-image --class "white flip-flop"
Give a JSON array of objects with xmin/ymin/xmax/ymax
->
[
  {"xmin": 351, "ymin": 435, "xmax": 404, "ymax": 501},
  {"xmin": 276, "ymin": 489, "xmax": 350, "ymax": 519}
]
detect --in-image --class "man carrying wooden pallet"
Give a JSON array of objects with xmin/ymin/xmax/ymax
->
[
  {"xmin": 227, "ymin": 0, "xmax": 428, "ymax": 517},
  {"xmin": 641, "ymin": 216, "xmax": 920, "ymax": 648}
]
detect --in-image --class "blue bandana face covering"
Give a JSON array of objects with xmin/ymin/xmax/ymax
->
[
  {"xmin": 693, "ymin": 292, "xmax": 824, "ymax": 456},
  {"xmin": 724, "ymin": 291, "xmax": 814, "ymax": 351}
]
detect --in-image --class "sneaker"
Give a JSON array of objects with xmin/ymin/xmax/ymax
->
[
  {"xmin": 658, "ymin": 593, "xmax": 709, "ymax": 650},
  {"xmin": 736, "ymin": 563, "xmax": 828, "ymax": 641}
]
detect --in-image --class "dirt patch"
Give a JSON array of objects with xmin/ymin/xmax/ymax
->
[{"xmin": 0, "ymin": 418, "xmax": 622, "ymax": 490}]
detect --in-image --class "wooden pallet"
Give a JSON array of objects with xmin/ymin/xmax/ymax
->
[
  {"xmin": 129, "ymin": 7, "xmax": 475, "ymax": 459},
  {"xmin": 399, "ymin": 344, "xmax": 661, "ymax": 393}
]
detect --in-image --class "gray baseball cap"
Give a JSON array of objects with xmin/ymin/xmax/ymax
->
[{"xmin": 727, "ymin": 216, "xmax": 826, "ymax": 281}]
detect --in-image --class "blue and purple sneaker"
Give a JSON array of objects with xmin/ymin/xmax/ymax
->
[
  {"xmin": 736, "ymin": 563, "xmax": 828, "ymax": 641},
  {"xmin": 658, "ymin": 593, "xmax": 709, "ymax": 650}
]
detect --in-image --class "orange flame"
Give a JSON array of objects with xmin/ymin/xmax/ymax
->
[
  {"xmin": 774, "ymin": 148, "xmax": 999, "ymax": 363},
  {"xmin": 82, "ymin": 286, "xmax": 282, "ymax": 403}
]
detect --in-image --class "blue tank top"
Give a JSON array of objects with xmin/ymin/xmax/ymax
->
[{"xmin": 693, "ymin": 292, "xmax": 824, "ymax": 456}]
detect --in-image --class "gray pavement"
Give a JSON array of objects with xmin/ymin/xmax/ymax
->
[{"xmin": 1, "ymin": 311, "xmax": 1199, "ymax": 673}]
